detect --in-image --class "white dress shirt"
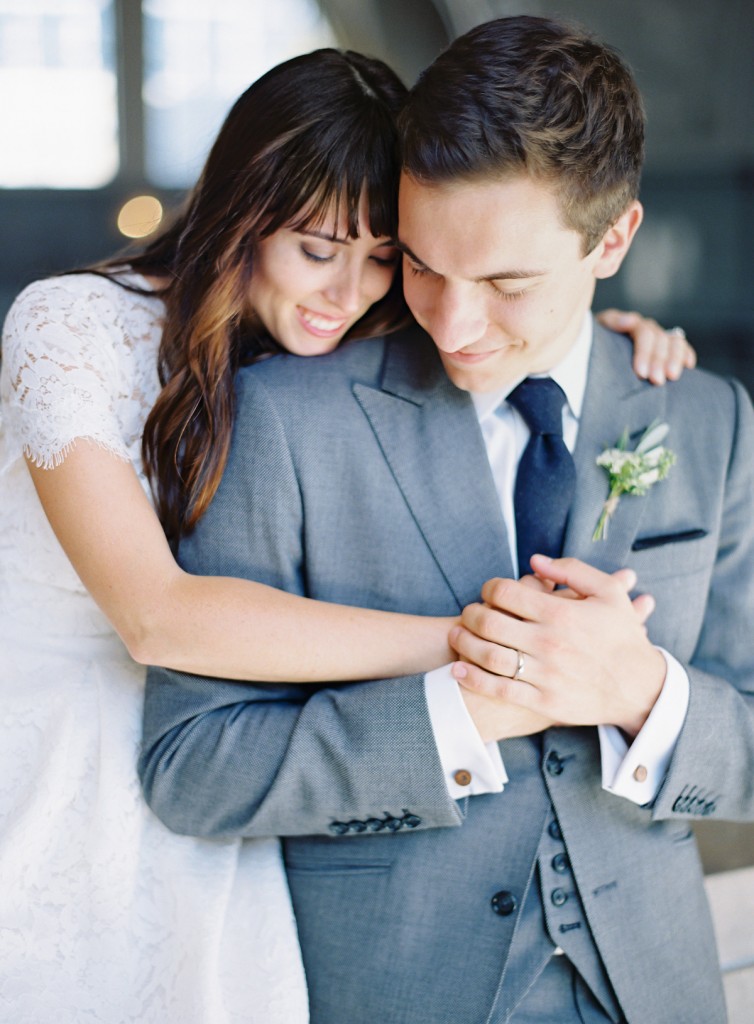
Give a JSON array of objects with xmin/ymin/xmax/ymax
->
[{"xmin": 424, "ymin": 314, "xmax": 690, "ymax": 803}]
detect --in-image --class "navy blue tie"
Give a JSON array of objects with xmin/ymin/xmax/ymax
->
[{"xmin": 507, "ymin": 377, "xmax": 576, "ymax": 575}]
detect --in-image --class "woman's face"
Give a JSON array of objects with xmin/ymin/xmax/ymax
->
[{"xmin": 248, "ymin": 193, "xmax": 398, "ymax": 356}]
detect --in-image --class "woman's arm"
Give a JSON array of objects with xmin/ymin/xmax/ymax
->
[
  {"xmin": 25, "ymin": 314, "xmax": 695, "ymax": 685},
  {"xmin": 27, "ymin": 442, "xmax": 455, "ymax": 682}
]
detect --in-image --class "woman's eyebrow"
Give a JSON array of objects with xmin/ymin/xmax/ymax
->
[{"xmin": 297, "ymin": 229, "xmax": 349, "ymax": 244}]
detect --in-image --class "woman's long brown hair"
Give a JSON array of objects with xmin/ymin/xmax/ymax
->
[{"xmin": 88, "ymin": 49, "xmax": 409, "ymax": 543}]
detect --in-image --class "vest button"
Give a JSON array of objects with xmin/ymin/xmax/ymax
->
[
  {"xmin": 552, "ymin": 852, "xmax": 569, "ymax": 874},
  {"xmin": 546, "ymin": 751, "xmax": 564, "ymax": 776},
  {"xmin": 491, "ymin": 890, "xmax": 518, "ymax": 916},
  {"xmin": 548, "ymin": 819, "xmax": 562, "ymax": 840},
  {"xmin": 551, "ymin": 888, "xmax": 568, "ymax": 907}
]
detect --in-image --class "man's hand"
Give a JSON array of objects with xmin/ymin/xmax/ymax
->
[{"xmin": 450, "ymin": 556, "xmax": 666, "ymax": 741}]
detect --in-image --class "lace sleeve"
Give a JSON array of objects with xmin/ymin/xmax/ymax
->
[{"xmin": 1, "ymin": 277, "xmax": 150, "ymax": 469}]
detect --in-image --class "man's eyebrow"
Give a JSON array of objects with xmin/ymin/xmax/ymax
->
[
  {"xmin": 396, "ymin": 240, "xmax": 545, "ymax": 281},
  {"xmin": 396, "ymin": 240, "xmax": 430, "ymax": 268}
]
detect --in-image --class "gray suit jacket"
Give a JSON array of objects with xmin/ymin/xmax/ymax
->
[{"xmin": 140, "ymin": 323, "xmax": 754, "ymax": 1023}]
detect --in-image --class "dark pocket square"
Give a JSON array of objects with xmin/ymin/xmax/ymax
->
[{"xmin": 631, "ymin": 528, "xmax": 708, "ymax": 552}]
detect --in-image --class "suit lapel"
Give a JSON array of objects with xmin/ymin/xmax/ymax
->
[
  {"xmin": 354, "ymin": 325, "xmax": 666, "ymax": 604},
  {"xmin": 564, "ymin": 324, "xmax": 669, "ymax": 572},
  {"xmin": 354, "ymin": 331, "xmax": 514, "ymax": 609}
]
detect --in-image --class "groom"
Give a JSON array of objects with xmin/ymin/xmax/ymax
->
[{"xmin": 140, "ymin": 17, "xmax": 754, "ymax": 1023}]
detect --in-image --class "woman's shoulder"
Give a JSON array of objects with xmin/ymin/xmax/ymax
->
[
  {"xmin": 6, "ymin": 271, "xmax": 159, "ymax": 327},
  {"xmin": 3, "ymin": 271, "xmax": 163, "ymax": 369}
]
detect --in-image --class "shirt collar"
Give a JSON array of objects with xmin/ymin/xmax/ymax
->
[{"xmin": 471, "ymin": 312, "xmax": 594, "ymax": 423}]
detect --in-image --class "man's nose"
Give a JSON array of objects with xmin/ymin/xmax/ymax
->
[{"xmin": 427, "ymin": 283, "xmax": 487, "ymax": 352}]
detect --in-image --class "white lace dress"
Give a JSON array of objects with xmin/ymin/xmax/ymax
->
[{"xmin": 0, "ymin": 274, "xmax": 309, "ymax": 1024}]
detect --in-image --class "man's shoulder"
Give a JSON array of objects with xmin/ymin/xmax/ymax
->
[
  {"xmin": 235, "ymin": 324, "xmax": 437, "ymax": 405},
  {"xmin": 598, "ymin": 325, "xmax": 750, "ymax": 425},
  {"xmin": 665, "ymin": 362, "xmax": 750, "ymax": 427}
]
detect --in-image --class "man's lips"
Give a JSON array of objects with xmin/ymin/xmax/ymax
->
[{"xmin": 443, "ymin": 348, "xmax": 501, "ymax": 364}]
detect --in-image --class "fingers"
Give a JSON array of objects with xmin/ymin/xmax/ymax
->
[
  {"xmin": 477, "ymin": 575, "xmax": 561, "ymax": 624},
  {"xmin": 595, "ymin": 309, "xmax": 697, "ymax": 385},
  {"xmin": 519, "ymin": 573, "xmax": 556, "ymax": 593},
  {"xmin": 631, "ymin": 592, "xmax": 655, "ymax": 624},
  {"xmin": 458, "ymin": 596, "xmax": 529, "ymax": 648},
  {"xmin": 452, "ymin": 658, "xmax": 540, "ymax": 705},
  {"xmin": 526, "ymin": 556, "xmax": 636, "ymax": 601},
  {"xmin": 450, "ymin": 625, "xmax": 523, "ymax": 679}
]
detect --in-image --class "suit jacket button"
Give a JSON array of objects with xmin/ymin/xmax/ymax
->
[
  {"xmin": 551, "ymin": 888, "xmax": 568, "ymax": 907},
  {"xmin": 491, "ymin": 890, "xmax": 518, "ymax": 916},
  {"xmin": 552, "ymin": 853, "xmax": 569, "ymax": 874},
  {"xmin": 402, "ymin": 814, "xmax": 421, "ymax": 829},
  {"xmin": 329, "ymin": 821, "xmax": 349, "ymax": 835},
  {"xmin": 546, "ymin": 751, "xmax": 564, "ymax": 776},
  {"xmin": 454, "ymin": 769, "xmax": 473, "ymax": 787}
]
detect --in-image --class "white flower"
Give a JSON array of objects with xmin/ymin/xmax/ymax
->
[{"xmin": 593, "ymin": 421, "xmax": 676, "ymax": 541}]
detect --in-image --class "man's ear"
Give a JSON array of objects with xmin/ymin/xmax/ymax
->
[{"xmin": 593, "ymin": 200, "xmax": 643, "ymax": 280}]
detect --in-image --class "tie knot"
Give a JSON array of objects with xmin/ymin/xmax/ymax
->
[{"xmin": 507, "ymin": 377, "xmax": 567, "ymax": 436}]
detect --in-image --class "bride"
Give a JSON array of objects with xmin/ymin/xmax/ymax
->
[{"xmin": 0, "ymin": 46, "xmax": 693, "ymax": 1024}]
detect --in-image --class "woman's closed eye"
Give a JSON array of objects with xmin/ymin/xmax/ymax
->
[
  {"xmin": 370, "ymin": 248, "xmax": 400, "ymax": 268},
  {"xmin": 300, "ymin": 245, "xmax": 336, "ymax": 264}
]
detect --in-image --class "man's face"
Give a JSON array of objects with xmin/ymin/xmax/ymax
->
[{"xmin": 398, "ymin": 172, "xmax": 639, "ymax": 392}]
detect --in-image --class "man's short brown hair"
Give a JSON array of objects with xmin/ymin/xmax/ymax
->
[{"xmin": 399, "ymin": 15, "xmax": 645, "ymax": 254}]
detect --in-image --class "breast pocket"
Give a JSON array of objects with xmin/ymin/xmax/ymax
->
[
  {"xmin": 629, "ymin": 530, "xmax": 716, "ymax": 659},
  {"xmin": 629, "ymin": 528, "xmax": 714, "ymax": 581}
]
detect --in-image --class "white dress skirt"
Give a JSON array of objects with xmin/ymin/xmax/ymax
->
[{"xmin": 0, "ymin": 275, "xmax": 309, "ymax": 1023}]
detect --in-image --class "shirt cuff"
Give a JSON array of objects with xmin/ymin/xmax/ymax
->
[
  {"xmin": 599, "ymin": 647, "xmax": 689, "ymax": 805},
  {"xmin": 424, "ymin": 664, "xmax": 508, "ymax": 799}
]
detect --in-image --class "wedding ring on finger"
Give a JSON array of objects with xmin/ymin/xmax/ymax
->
[{"xmin": 513, "ymin": 649, "xmax": 526, "ymax": 681}]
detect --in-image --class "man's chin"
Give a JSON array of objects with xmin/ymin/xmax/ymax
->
[{"xmin": 440, "ymin": 360, "xmax": 516, "ymax": 394}]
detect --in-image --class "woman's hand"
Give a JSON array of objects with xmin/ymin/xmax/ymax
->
[{"xmin": 596, "ymin": 309, "xmax": 696, "ymax": 385}]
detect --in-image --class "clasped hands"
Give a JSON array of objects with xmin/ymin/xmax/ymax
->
[{"xmin": 450, "ymin": 554, "xmax": 667, "ymax": 744}]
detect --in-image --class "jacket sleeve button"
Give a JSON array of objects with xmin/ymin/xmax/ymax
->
[{"xmin": 328, "ymin": 821, "xmax": 349, "ymax": 835}]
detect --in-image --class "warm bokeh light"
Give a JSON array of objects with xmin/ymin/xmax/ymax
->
[{"xmin": 117, "ymin": 195, "xmax": 163, "ymax": 238}]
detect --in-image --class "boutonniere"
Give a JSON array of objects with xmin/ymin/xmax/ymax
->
[{"xmin": 593, "ymin": 421, "xmax": 676, "ymax": 541}]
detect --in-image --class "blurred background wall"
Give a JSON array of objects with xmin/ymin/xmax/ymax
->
[{"xmin": 1, "ymin": 0, "xmax": 753, "ymax": 872}]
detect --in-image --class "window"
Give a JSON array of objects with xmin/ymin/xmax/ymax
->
[
  {"xmin": 143, "ymin": 0, "xmax": 337, "ymax": 188},
  {"xmin": 0, "ymin": 0, "xmax": 118, "ymax": 188}
]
